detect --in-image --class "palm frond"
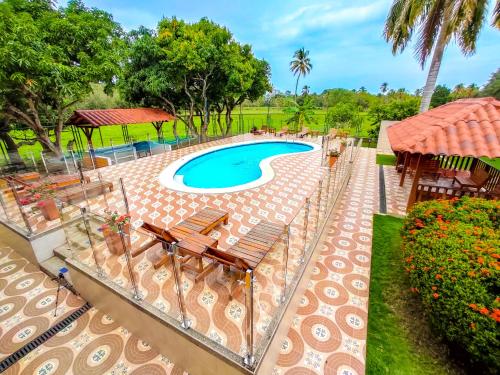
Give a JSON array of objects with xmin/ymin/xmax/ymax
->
[
  {"xmin": 451, "ymin": 0, "xmax": 488, "ymax": 55},
  {"xmin": 493, "ymin": 0, "xmax": 500, "ymax": 28},
  {"xmin": 414, "ymin": 0, "xmax": 448, "ymax": 67}
]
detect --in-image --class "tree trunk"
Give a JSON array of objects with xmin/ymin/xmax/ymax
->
[
  {"xmin": 0, "ymin": 130, "xmax": 25, "ymax": 167},
  {"xmin": 225, "ymin": 110, "xmax": 233, "ymax": 136},
  {"xmin": 216, "ymin": 111, "xmax": 224, "ymax": 134},
  {"xmin": 419, "ymin": 14, "xmax": 451, "ymax": 113},
  {"xmin": 172, "ymin": 119, "xmax": 178, "ymax": 139},
  {"xmin": 294, "ymin": 73, "xmax": 301, "ymax": 99}
]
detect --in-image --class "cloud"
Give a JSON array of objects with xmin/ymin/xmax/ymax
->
[{"xmin": 269, "ymin": 1, "xmax": 389, "ymax": 39}]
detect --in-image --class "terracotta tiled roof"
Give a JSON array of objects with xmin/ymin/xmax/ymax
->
[
  {"xmin": 387, "ymin": 97, "xmax": 500, "ymax": 158},
  {"xmin": 66, "ymin": 108, "xmax": 175, "ymax": 127}
]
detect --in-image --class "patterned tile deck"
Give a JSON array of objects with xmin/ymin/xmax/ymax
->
[
  {"xmin": 274, "ymin": 147, "xmax": 378, "ymax": 375},
  {"xmin": 383, "ymin": 165, "xmax": 412, "ymax": 216}
]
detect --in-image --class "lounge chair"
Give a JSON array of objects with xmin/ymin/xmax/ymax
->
[
  {"xmin": 133, "ymin": 207, "xmax": 229, "ymax": 269},
  {"xmin": 453, "ymin": 168, "xmax": 490, "ymax": 192},
  {"xmin": 276, "ymin": 126, "xmax": 289, "ymax": 137},
  {"xmin": 328, "ymin": 128, "xmax": 338, "ymax": 139},
  {"xmin": 297, "ymin": 127, "xmax": 310, "ymax": 138}
]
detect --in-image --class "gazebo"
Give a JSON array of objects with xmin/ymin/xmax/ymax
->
[
  {"xmin": 66, "ymin": 108, "xmax": 175, "ymax": 152},
  {"xmin": 387, "ymin": 97, "xmax": 500, "ymax": 210}
]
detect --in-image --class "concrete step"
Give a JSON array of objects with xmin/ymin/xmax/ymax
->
[
  {"xmin": 39, "ymin": 256, "xmax": 72, "ymax": 283},
  {"xmin": 53, "ymin": 244, "xmax": 72, "ymax": 260}
]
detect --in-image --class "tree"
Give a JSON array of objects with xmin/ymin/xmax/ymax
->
[
  {"xmin": 384, "ymin": 0, "xmax": 497, "ymax": 113},
  {"xmin": 325, "ymin": 103, "xmax": 363, "ymax": 135},
  {"xmin": 450, "ymin": 83, "xmax": 479, "ymax": 100},
  {"xmin": 121, "ymin": 19, "xmax": 270, "ymax": 139},
  {"xmin": 430, "ymin": 85, "xmax": 451, "ymax": 107},
  {"xmin": 302, "ymin": 85, "xmax": 311, "ymax": 96},
  {"xmin": 290, "ymin": 48, "xmax": 312, "ymax": 99},
  {"xmin": 380, "ymin": 82, "xmax": 389, "ymax": 94},
  {"xmin": 479, "ymin": 69, "xmax": 500, "ymax": 99},
  {"xmin": 283, "ymin": 97, "xmax": 315, "ymax": 132},
  {"xmin": 0, "ymin": 0, "xmax": 124, "ymax": 157},
  {"xmin": 368, "ymin": 97, "xmax": 420, "ymax": 138}
]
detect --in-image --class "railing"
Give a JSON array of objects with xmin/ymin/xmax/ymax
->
[{"xmin": 0, "ymin": 133, "xmax": 363, "ymax": 371}]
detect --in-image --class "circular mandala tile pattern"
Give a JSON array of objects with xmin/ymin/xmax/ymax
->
[
  {"xmin": 277, "ymin": 328, "xmax": 304, "ymax": 367},
  {"xmin": 300, "ymin": 315, "xmax": 341, "ymax": 352},
  {"xmin": 24, "ymin": 290, "xmax": 58, "ymax": 317},
  {"xmin": 348, "ymin": 250, "xmax": 371, "ymax": 267},
  {"xmin": 4, "ymin": 273, "xmax": 45, "ymax": 296},
  {"xmin": 310, "ymin": 262, "xmax": 328, "ymax": 281},
  {"xmin": 332, "ymin": 236, "xmax": 356, "ymax": 251},
  {"xmin": 297, "ymin": 290, "xmax": 319, "ymax": 315},
  {"xmin": 124, "ymin": 336, "xmax": 158, "ymax": 364},
  {"xmin": 0, "ymin": 317, "xmax": 50, "ymax": 353},
  {"xmin": 314, "ymin": 280, "xmax": 349, "ymax": 306},
  {"xmin": 342, "ymin": 274, "xmax": 370, "ymax": 297},
  {"xmin": 0, "ymin": 259, "xmax": 27, "ymax": 277},
  {"xmin": 130, "ymin": 364, "xmax": 168, "ymax": 375},
  {"xmin": 284, "ymin": 367, "xmax": 317, "ymax": 375},
  {"xmin": 89, "ymin": 311, "xmax": 120, "ymax": 334},
  {"xmin": 335, "ymin": 306, "xmax": 368, "ymax": 339},
  {"xmin": 0, "ymin": 296, "xmax": 27, "ymax": 321},
  {"xmin": 324, "ymin": 352, "xmax": 364, "ymax": 375},
  {"xmin": 324, "ymin": 255, "xmax": 354, "ymax": 274},
  {"xmin": 20, "ymin": 347, "xmax": 73, "ymax": 375},
  {"xmin": 45, "ymin": 313, "xmax": 90, "ymax": 347},
  {"xmin": 72, "ymin": 334, "xmax": 124, "ymax": 374}
]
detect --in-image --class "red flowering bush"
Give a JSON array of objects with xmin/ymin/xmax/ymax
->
[{"xmin": 402, "ymin": 197, "xmax": 499, "ymax": 372}]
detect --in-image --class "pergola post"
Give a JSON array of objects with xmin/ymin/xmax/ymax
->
[
  {"xmin": 406, "ymin": 153, "xmax": 423, "ymax": 211},
  {"xmin": 399, "ymin": 152, "xmax": 410, "ymax": 186}
]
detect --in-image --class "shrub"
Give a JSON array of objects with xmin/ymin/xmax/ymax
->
[{"xmin": 401, "ymin": 197, "xmax": 499, "ymax": 372}]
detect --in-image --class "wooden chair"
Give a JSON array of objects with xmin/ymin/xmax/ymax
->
[
  {"xmin": 132, "ymin": 207, "xmax": 229, "ymax": 269},
  {"xmin": 453, "ymin": 168, "xmax": 491, "ymax": 192},
  {"xmin": 297, "ymin": 127, "xmax": 310, "ymax": 138},
  {"xmin": 420, "ymin": 159, "xmax": 442, "ymax": 181},
  {"xmin": 276, "ymin": 126, "xmax": 289, "ymax": 137}
]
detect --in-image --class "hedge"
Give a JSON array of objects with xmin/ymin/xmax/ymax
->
[{"xmin": 401, "ymin": 197, "xmax": 499, "ymax": 372}]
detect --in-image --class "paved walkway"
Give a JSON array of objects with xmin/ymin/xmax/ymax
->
[{"xmin": 274, "ymin": 148, "xmax": 378, "ymax": 375}]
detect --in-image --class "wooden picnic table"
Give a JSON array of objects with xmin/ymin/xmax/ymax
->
[{"xmin": 177, "ymin": 232, "xmax": 218, "ymax": 281}]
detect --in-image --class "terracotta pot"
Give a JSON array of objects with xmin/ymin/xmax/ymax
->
[
  {"xmin": 103, "ymin": 224, "xmax": 130, "ymax": 256},
  {"xmin": 38, "ymin": 199, "xmax": 60, "ymax": 221},
  {"xmin": 328, "ymin": 156, "xmax": 338, "ymax": 168},
  {"xmin": 340, "ymin": 144, "xmax": 346, "ymax": 153}
]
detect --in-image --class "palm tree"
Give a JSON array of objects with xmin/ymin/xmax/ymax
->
[
  {"xmin": 384, "ymin": 0, "xmax": 498, "ymax": 113},
  {"xmin": 302, "ymin": 85, "xmax": 310, "ymax": 95},
  {"xmin": 290, "ymin": 48, "xmax": 312, "ymax": 99},
  {"xmin": 380, "ymin": 82, "xmax": 388, "ymax": 94}
]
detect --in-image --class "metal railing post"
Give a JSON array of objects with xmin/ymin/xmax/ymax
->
[
  {"xmin": 62, "ymin": 153, "xmax": 70, "ymax": 174},
  {"xmin": 244, "ymin": 269, "xmax": 254, "ymax": 367},
  {"xmin": 119, "ymin": 178, "xmax": 131, "ymax": 215},
  {"xmin": 282, "ymin": 224, "xmax": 289, "ymax": 301},
  {"xmin": 30, "ymin": 152, "xmax": 38, "ymax": 172},
  {"xmin": 97, "ymin": 172, "xmax": 110, "ymax": 209},
  {"xmin": 168, "ymin": 242, "xmax": 190, "ymax": 329},
  {"xmin": 7, "ymin": 180, "xmax": 33, "ymax": 235},
  {"xmin": 325, "ymin": 167, "xmax": 332, "ymax": 210},
  {"xmin": 302, "ymin": 198, "xmax": 310, "ymax": 259},
  {"xmin": 315, "ymin": 179, "xmax": 323, "ymax": 229},
  {"xmin": 119, "ymin": 224, "xmax": 141, "ymax": 300},
  {"xmin": 80, "ymin": 207, "xmax": 104, "ymax": 277},
  {"xmin": 40, "ymin": 152, "xmax": 49, "ymax": 173},
  {"xmin": 0, "ymin": 186, "xmax": 12, "ymax": 221},
  {"xmin": 70, "ymin": 150, "xmax": 78, "ymax": 172}
]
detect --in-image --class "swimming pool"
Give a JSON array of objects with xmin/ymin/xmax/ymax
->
[{"xmin": 159, "ymin": 140, "xmax": 319, "ymax": 193}]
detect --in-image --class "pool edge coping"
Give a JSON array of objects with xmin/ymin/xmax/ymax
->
[{"xmin": 158, "ymin": 139, "xmax": 322, "ymax": 194}]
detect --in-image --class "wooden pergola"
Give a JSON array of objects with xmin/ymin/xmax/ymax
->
[
  {"xmin": 387, "ymin": 97, "xmax": 500, "ymax": 210},
  {"xmin": 66, "ymin": 108, "xmax": 175, "ymax": 152}
]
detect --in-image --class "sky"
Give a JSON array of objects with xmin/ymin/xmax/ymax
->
[{"xmin": 61, "ymin": 0, "xmax": 499, "ymax": 94}]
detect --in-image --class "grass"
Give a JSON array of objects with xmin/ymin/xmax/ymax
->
[
  {"xmin": 4, "ymin": 106, "xmax": 377, "ymax": 161},
  {"xmin": 366, "ymin": 214, "xmax": 463, "ymax": 375},
  {"xmin": 376, "ymin": 154, "xmax": 397, "ymax": 166},
  {"xmin": 480, "ymin": 157, "xmax": 500, "ymax": 169}
]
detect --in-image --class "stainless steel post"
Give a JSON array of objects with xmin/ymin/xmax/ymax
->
[
  {"xmin": 302, "ymin": 198, "xmax": 310, "ymax": 258},
  {"xmin": 282, "ymin": 224, "xmax": 289, "ymax": 301},
  {"xmin": 119, "ymin": 178, "xmax": 130, "ymax": 215},
  {"xmin": 97, "ymin": 172, "xmax": 110, "ymax": 209},
  {"xmin": 62, "ymin": 153, "xmax": 70, "ymax": 174},
  {"xmin": 30, "ymin": 152, "xmax": 38, "ymax": 172},
  {"xmin": 40, "ymin": 152, "xmax": 49, "ymax": 173},
  {"xmin": 7, "ymin": 180, "xmax": 33, "ymax": 235},
  {"xmin": 325, "ymin": 167, "xmax": 332, "ymax": 210},
  {"xmin": 244, "ymin": 269, "xmax": 254, "ymax": 367},
  {"xmin": 315, "ymin": 179, "xmax": 323, "ymax": 230},
  {"xmin": 168, "ymin": 242, "xmax": 190, "ymax": 329},
  {"xmin": 70, "ymin": 150, "xmax": 78, "ymax": 172},
  {"xmin": 0, "ymin": 186, "xmax": 12, "ymax": 221},
  {"xmin": 80, "ymin": 207, "xmax": 104, "ymax": 277},
  {"xmin": 119, "ymin": 224, "xmax": 141, "ymax": 300}
]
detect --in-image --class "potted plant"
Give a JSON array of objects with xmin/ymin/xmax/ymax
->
[
  {"xmin": 339, "ymin": 140, "xmax": 347, "ymax": 153},
  {"xmin": 24, "ymin": 184, "xmax": 59, "ymax": 221},
  {"xmin": 327, "ymin": 149, "xmax": 341, "ymax": 168},
  {"xmin": 99, "ymin": 210, "xmax": 131, "ymax": 255}
]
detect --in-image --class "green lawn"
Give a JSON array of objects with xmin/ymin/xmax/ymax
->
[
  {"xmin": 480, "ymin": 157, "xmax": 500, "ymax": 169},
  {"xmin": 376, "ymin": 154, "xmax": 397, "ymax": 166},
  {"xmin": 366, "ymin": 214, "xmax": 462, "ymax": 375},
  {"xmin": 5, "ymin": 106, "xmax": 377, "ymax": 161}
]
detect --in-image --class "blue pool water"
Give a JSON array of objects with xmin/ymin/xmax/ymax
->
[{"xmin": 175, "ymin": 142, "xmax": 313, "ymax": 188}]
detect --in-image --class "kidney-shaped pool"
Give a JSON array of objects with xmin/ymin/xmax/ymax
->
[{"xmin": 159, "ymin": 140, "xmax": 319, "ymax": 193}]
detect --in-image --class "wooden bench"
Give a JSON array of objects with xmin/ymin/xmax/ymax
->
[
  {"xmin": 453, "ymin": 168, "xmax": 490, "ymax": 192},
  {"xmin": 57, "ymin": 180, "xmax": 113, "ymax": 204}
]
